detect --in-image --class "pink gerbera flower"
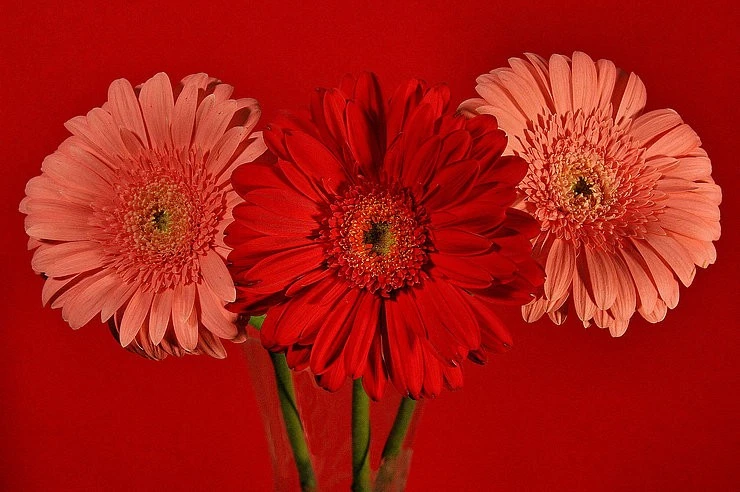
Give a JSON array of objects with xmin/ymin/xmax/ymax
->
[
  {"xmin": 20, "ymin": 73, "xmax": 265, "ymax": 358},
  {"xmin": 460, "ymin": 52, "xmax": 722, "ymax": 336}
]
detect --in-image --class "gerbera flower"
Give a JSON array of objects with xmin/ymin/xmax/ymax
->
[
  {"xmin": 459, "ymin": 52, "xmax": 722, "ymax": 336},
  {"xmin": 226, "ymin": 73, "xmax": 543, "ymax": 399},
  {"xmin": 21, "ymin": 72, "xmax": 265, "ymax": 358}
]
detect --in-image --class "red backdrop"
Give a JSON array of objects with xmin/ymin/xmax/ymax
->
[{"xmin": 2, "ymin": 1, "xmax": 739, "ymax": 490}]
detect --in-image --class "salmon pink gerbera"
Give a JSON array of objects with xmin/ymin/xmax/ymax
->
[
  {"xmin": 21, "ymin": 73, "xmax": 265, "ymax": 358},
  {"xmin": 226, "ymin": 73, "xmax": 544, "ymax": 399},
  {"xmin": 460, "ymin": 52, "xmax": 722, "ymax": 336}
]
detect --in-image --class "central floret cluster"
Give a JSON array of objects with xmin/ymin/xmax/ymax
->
[
  {"xmin": 519, "ymin": 110, "xmax": 662, "ymax": 251},
  {"xmin": 98, "ymin": 149, "xmax": 227, "ymax": 292},
  {"xmin": 321, "ymin": 183, "xmax": 432, "ymax": 296}
]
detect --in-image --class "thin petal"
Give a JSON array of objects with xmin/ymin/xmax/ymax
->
[
  {"xmin": 120, "ymin": 288, "xmax": 155, "ymax": 347},
  {"xmin": 149, "ymin": 289, "xmax": 174, "ymax": 345},
  {"xmin": 200, "ymin": 249, "xmax": 236, "ymax": 302},
  {"xmin": 138, "ymin": 72, "xmax": 174, "ymax": 149}
]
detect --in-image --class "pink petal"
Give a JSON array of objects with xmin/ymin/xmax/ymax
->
[
  {"xmin": 572, "ymin": 264, "xmax": 597, "ymax": 323},
  {"xmin": 620, "ymin": 246, "xmax": 659, "ymax": 314},
  {"xmin": 663, "ymin": 156, "xmax": 713, "ymax": 181},
  {"xmin": 174, "ymin": 303, "xmax": 199, "ymax": 351},
  {"xmin": 85, "ymin": 108, "xmax": 129, "ymax": 158},
  {"xmin": 173, "ymin": 282, "xmax": 196, "ymax": 326},
  {"xmin": 571, "ymin": 52, "xmax": 598, "ymax": 115},
  {"xmin": 199, "ymin": 249, "xmax": 236, "ymax": 302},
  {"xmin": 584, "ymin": 246, "xmax": 618, "ymax": 310},
  {"xmin": 509, "ymin": 56, "xmax": 553, "ymax": 112},
  {"xmin": 639, "ymin": 298, "xmax": 667, "ymax": 323},
  {"xmin": 100, "ymin": 280, "xmax": 138, "ymax": 321},
  {"xmin": 66, "ymin": 272, "xmax": 119, "ymax": 329},
  {"xmin": 149, "ymin": 288, "xmax": 174, "ymax": 344},
  {"xmin": 645, "ymin": 124, "xmax": 701, "ymax": 159},
  {"xmin": 548, "ymin": 54, "xmax": 573, "ymax": 115},
  {"xmin": 138, "ymin": 72, "xmax": 174, "ymax": 149},
  {"xmin": 120, "ymin": 288, "xmax": 155, "ymax": 347},
  {"xmin": 107, "ymin": 78, "xmax": 147, "ymax": 143},
  {"xmin": 544, "ymin": 238, "xmax": 575, "ymax": 301},
  {"xmin": 522, "ymin": 297, "xmax": 547, "ymax": 323},
  {"xmin": 197, "ymin": 282, "xmax": 237, "ymax": 339},
  {"xmin": 25, "ymin": 211, "xmax": 91, "ymax": 242},
  {"xmin": 609, "ymin": 319, "xmax": 629, "ymax": 337},
  {"xmin": 170, "ymin": 77, "xmax": 201, "ymax": 149},
  {"xmin": 660, "ymin": 208, "xmax": 719, "ymax": 241},
  {"xmin": 206, "ymin": 126, "xmax": 247, "ymax": 178},
  {"xmin": 630, "ymin": 109, "xmax": 683, "ymax": 146},
  {"xmin": 632, "ymin": 239, "xmax": 680, "ymax": 309},
  {"xmin": 644, "ymin": 234, "xmax": 696, "ymax": 287},
  {"xmin": 608, "ymin": 255, "xmax": 637, "ymax": 322},
  {"xmin": 595, "ymin": 58, "xmax": 617, "ymax": 110},
  {"xmin": 196, "ymin": 330, "xmax": 227, "ymax": 359},
  {"xmin": 614, "ymin": 73, "xmax": 646, "ymax": 126},
  {"xmin": 664, "ymin": 195, "xmax": 720, "ymax": 221},
  {"xmin": 42, "ymin": 274, "xmax": 79, "ymax": 307},
  {"xmin": 194, "ymin": 98, "xmax": 237, "ymax": 152},
  {"xmin": 496, "ymin": 69, "xmax": 548, "ymax": 121},
  {"xmin": 668, "ymin": 232, "xmax": 716, "ymax": 268},
  {"xmin": 31, "ymin": 241, "xmax": 103, "ymax": 277}
]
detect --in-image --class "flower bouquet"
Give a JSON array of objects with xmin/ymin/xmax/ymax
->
[{"xmin": 20, "ymin": 53, "xmax": 721, "ymax": 490}]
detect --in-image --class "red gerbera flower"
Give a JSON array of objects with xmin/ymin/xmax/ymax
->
[{"xmin": 227, "ymin": 73, "xmax": 543, "ymax": 399}]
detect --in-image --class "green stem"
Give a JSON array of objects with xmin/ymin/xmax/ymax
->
[
  {"xmin": 381, "ymin": 397, "xmax": 417, "ymax": 461},
  {"xmin": 374, "ymin": 397, "xmax": 417, "ymax": 489},
  {"xmin": 268, "ymin": 351, "xmax": 317, "ymax": 492},
  {"xmin": 352, "ymin": 379, "xmax": 371, "ymax": 492}
]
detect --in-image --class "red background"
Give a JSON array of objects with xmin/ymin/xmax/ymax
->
[{"xmin": 2, "ymin": 1, "xmax": 739, "ymax": 490}]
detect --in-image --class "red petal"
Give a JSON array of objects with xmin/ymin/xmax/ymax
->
[
  {"xmin": 243, "ymin": 245, "xmax": 326, "ymax": 295},
  {"xmin": 352, "ymin": 72, "xmax": 385, "ymax": 126},
  {"xmin": 284, "ymin": 131, "xmax": 349, "ymax": 194},
  {"xmin": 343, "ymin": 292, "xmax": 381, "ymax": 378},
  {"xmin": 362, "ymin": 335, "xmax": 387, "ymax": 401},
  {"xmin": 423, "ymin": 159, "xmax": 480, "ymax": 210},
  {"xmin": 310, "ymin": 287, "xmax": 362, "ymax": 374},
  {"xmin": 232, "ymin": 203, "xmax": 317, "ymax": 237},
  {"xmin": 432, "ymin": 228, "xmax": 492, "ymax": 255},
  {"xmin": 386, "ymin": 79, "xmax": 424, "ymax": 141},
  {"xmin": 431, "ymin": 253, "xmax": 493, "ymax": 289}
]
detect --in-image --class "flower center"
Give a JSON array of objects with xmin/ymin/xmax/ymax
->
[
  {"xmin": 152, "ymin": 209, "xmax": 170, "ymax": 232},
  {"xmin": 126, "ymin": 179, "xmax": 195, "ymax": 257},
  {"xmin": 97, "ymin": 149, "xmax": 227, "ymax": 291},
  {"xmin": 550, "ymin": 148, "xmax": 617, "ymax": 224},
  {"xmin": 364, "ymin": 221, "xmax": 395, "ymax": 255},
  {"xmin": 572, "ymin": 176, "xmax": 593, "ymax": 197},
  {"xmin": 321, "ymin": 184, "xmax": 432, "ymax": 296},
  {"xmin": 518, "ymin": 110, "xmax": 663, "ymax": 251}
]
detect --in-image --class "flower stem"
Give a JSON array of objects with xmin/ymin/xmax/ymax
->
[
  {"xmin": 381, "ymin": 396, "xmax": 417, "ymax": 461},
  {"xmin": 268, "ymin": 351, "xmax": 317, "ymax": 492},
  {"xmin": 375, "ymin": 397, "xmax": 417, "ymax": 488},
  {"xmin": 352, "ymin": 378, "xmax": 371, "ymax": 492}
]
